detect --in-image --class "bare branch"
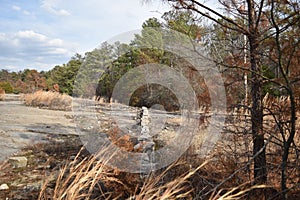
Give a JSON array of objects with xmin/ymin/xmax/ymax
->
[
  {"xmin": 255, "ymin": 0, "xmax": 265, "ymax": 30},
  {"xmin": 167, "ymin": 0, "xmax": 249, "ymax": 34}
]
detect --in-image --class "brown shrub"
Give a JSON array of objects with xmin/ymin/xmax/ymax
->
[
  {"xmin": 52, "ymin": 84, "xmax": 60, "ymax": 92},
  {"xmin": 0, "ymin": 88, "xmax": 5, "ymax": 101},
  {"xmin": 38, "ymin": 146, "xmax": 208, "ymax": 200},
  {"xmin": 22, "ymin": 90, "xmax": 72, "ymax": 111}
]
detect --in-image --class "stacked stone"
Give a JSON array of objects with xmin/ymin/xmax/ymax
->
[{"xmin": 134, "ymin": 106, "xmax": 156, "ymax": 172}]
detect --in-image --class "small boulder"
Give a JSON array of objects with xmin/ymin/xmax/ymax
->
[
  {"xmin": 8, "ymin": 156, "xmax": 28, "ymax": 168},
  {"xmin": 23, "ymin": 181, "xmax": 43, "ymax": 192},
  {"xmin": 0, "ymin": 183, "xmax": 9, "ymax": 190}
]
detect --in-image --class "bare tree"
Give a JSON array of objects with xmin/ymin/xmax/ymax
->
[
  {"xmin": 164, "ymin": 0, "xmax": 268, "ymax": 186},
  {"xmin": 267, "ymin": 1, "xmax": 300, "ymax": 198},
  {"xmin": 163, "ymin": 0, "xmax": 300, "ymax": 194}
]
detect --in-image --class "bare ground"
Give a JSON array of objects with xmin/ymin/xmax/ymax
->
[
  {"xmin": 0, "ymin": 94, "xmax": 183, "ymax": 199},
  {"xmin": 0, "ymin": 94, "xmax": 78, "ymax": 161},
  {"xmin": 0, "ymin": 94, "xmax": 85, "ymax": 199},
  {"xmin": 0, "ymin": 94, "xmax": 299, "ymax": 199}
]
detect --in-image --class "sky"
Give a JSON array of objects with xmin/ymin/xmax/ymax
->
[{"xmin": 0, "ymin": 0, "xmax": 171, "ymax": 71}]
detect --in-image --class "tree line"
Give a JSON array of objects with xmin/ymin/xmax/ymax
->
[
  {"xmin": 0, "ymin": 53, "xmax": 83, "ymax": 95},
  {"xmin": 1, "ymin": 2, "xmax": 299, "ymax": 197}
]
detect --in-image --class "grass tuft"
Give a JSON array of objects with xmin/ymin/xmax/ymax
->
[{"xmin": 22, "ymin": 90, "xmax": 72, "ymax": 111}]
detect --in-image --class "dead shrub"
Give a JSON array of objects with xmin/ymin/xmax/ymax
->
[
  {"xmin": 0, "ymin": 88, "xmax": 5, "ymax": 101},
  {"xmin": 38, "ymin": 146, "xmax": 208, "ymax": 200},
  {"xmin": 22, "ymin": 90, "xmax": 72, "ymax": 111}
]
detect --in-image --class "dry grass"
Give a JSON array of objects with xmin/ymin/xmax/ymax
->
[
  {"xmin": 37, "ymin": 101, "xmax": 299, "ymax": 199},
  {"xmin": 2, "ymin": 93, "xmax": 299, "ymax": 199},
  {"xmin": 39, "ymin": 148, "xmax": 114, "ymax": 200},
  {"xmin": 133, "ymin": 161, "xmax": 207, "ymax": 200},
  {"xmin": 0, "ymin": 132, "xmax": 281, "ymax": 200},
  {"xmin": 38, "ymin": 145, "xmax": 203, "ymax": 200},
  {"xmin": 36, "ymin": 129, "xmax": 206, "ymax": 199},
  {"xmin": 37, "ymin": 142, "xmax": 269, "ymax": 200},
  {"xmin": 209, "ymin": 184, "xmax": 268, "ymax": 200},
  {"xmin": 0, "ymin": 88, "xmax": 5, "ymax": 101},
  {"xmin": 38, "ymin": 155, "xmax": 270, "ymax": 200},
  {"xmin": 22, "ymin": 90, "xmax": 72, "ymax": 111}
]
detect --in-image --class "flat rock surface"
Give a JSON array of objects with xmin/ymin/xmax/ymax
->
[
  {"xmin": 0, "ymin": 94, "xmax": 189, "ymax": 163},
  {"xmin": 0, "ymin": 94, "xmax": 78, "ymax": 161}
]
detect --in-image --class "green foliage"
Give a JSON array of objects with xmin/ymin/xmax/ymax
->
[
  {"xmin": 96, "ymin": 44, "xmax": 136, "ymax": 99},
  {"xmin": 162, "ymin": 10, "xmax": 201, "ymax": 39},
  {"xmin": 0, "ymin": 11, "xmax": 205, "ymax": 106},
  {"xmin": 94, "ymin": 13, "xmax": 207, "ymax": 109},
  {"xmin": 74, "ymin": 42, "xmax": 116, "ymax": 97},
  {"xmin": 262, "ymin": 65, "xmax": 281, "ymax": 97},
  {"xmin": 130, "ymin": 84, "xmax": 179, "ymax": 111},
  {"xmin": 0, "ymin": 81, "xmax": 13, "ymax": 93},
  {"xmin": 49, "ymin": 59, "xmax": 81, "ymax": 95}
]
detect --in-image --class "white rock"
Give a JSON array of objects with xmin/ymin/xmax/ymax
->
[
  {"xmin": 0, "ymin": 183, "xmax": 9, "ymax": 190},
  {"xmin": 141, "ymin": 119, "xmax": 150, "ymax": 126},
  {"xmin": 133, "ymin": 143, "xmax": 142, "ymax": 151},
  {"xmin": 141, "ymin": 126, "xmax": 150, "ymax": 134},
  {"xmin": 142, "ymin": 106, "xmax": 149, "ymax": 116},
  {"xmin": 8, "ymin": 156, "xmax": 28, "ymax": 168},
  {"xmin": 144, "ymin": 142, "xmax": 155, "ymax": 151}
]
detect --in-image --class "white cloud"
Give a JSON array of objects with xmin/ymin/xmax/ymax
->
[
  {"xmin": 44, "ymin": 0, "xmax": 169, "ymax": 52},
  {"xmin": 48, "ymin": 48, "xmax": 68, "ymax": 54},
  {"xmin": 40, "ymin": 0, "xmax": 71, "ymax": 16},
  {"xmin": 12, "ymin": 5, "xmax": 21, "ymax": 11},
  {"xmin": 11, "ymin": 5, "xmax": 32, "ymax": 16},
  {"xmin": 0, "ymin": 30, "xmax": 77, "ymax": 70},
  {"xmin": 0, "ymin": 33, "xmax": 6, "ymax": 40},
  {"xmin": 48, "ymin": 38, "xmax": 63, "ymax": 46},
  {"xmin": 1, "ymin": 0, "xmax": 171, "ymax": 70},
  {"xmin": 16, "ymin": 30, "xmax": 47, "ymax": 41},
  {"xmin": 23, "ymin": 10, "xmax": 31, "ymax": 15}
]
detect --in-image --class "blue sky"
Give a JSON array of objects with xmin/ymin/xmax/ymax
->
[{"xmin": 0, "ymin": 0, "xmax": 170, "ymax": 71}]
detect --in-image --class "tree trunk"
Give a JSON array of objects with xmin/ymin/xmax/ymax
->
[
  {"xmin": 249, "ymin": 41, "xmax": 266, "ymax": 185},
  {"xmin": 247, "ymin": 0, "xmax": 267, "ymax": 185},
  {"xmin": 281, "ymin": 91, "xmax": 296, "ymax": 199}
]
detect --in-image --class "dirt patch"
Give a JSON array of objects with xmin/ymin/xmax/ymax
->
[{"xmin": 0, "ymin": 134, "xmax": 85, "ymax": 200}]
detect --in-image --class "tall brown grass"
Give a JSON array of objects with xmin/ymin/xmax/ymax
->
[
  {"xmin": 38, "ymin": 145, "xmax": 201, "ymax": 200},
  {"xmin": 39, "ymin": 147, "xmax": 114, "ymax": 200},
  {"xmin": 36, "ymin": 93, "xmax": 299, "ymax": 199},
  {"xmin": 38, "ymin": 145, "xmax": 267, "ymax": 200},
  {"xmin": 130, "ymin": 161, "xmax": 206, "ymax": 200},
  {"xmin": 22, "ymin": 90, "xmax": 72, "ymax": 111}
]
